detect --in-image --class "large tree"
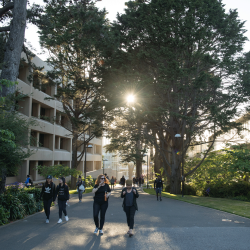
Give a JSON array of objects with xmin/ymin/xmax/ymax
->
[
  {"xmin": 101, "ymin": 0, "xmax": 248, "ymax": 194},
  {"xmin": 37, "ymin": 0, "xmax": 110, "ymax": 185}
]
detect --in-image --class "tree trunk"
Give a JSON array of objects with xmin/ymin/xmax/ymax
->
[
  {"xmin": 71, "ymin": 133, "xmax": 78, "ymax": 188},
  {"xmin": 135, "ymin": 159, "xmax": 142, "ymax": 178},
  {"xmin": 0, "ymin": 168, "xmax": 7, "ymax": 194},
  {"xmin": 170, "ymin": 167, "xmax": 181, "ymax": 194},
  {"xmin": 0, "ymin": 0, "xmax": 27, "ymax": 95}
]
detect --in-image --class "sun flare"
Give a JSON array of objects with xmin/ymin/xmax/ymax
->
[{"xmin": 127, "ymin": 94, "xmax": 135, "ymax": 103}]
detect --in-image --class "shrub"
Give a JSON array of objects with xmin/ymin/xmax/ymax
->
[
  {"xmin": 17, "ymin": 192, "xmax": 37, "ymax": 215},
  {"xmin": 0, "ymin": 205, "xmax": 10, "ymax": 225},
  {"xmin": 183, "ymin": 184, "xmax": 197, "ymax": 196},
  {"xmin": 203, "ymin": 182, "xmax": 250, "ymax": 199},
  {"xmin": 1, "ymin": 194, "xmax": 26, "ymax": 220}
]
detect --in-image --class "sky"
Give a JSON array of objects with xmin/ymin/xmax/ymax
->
[{"xmin": 25, "ymin": 0, "xmax": 250, "ymax": 61}]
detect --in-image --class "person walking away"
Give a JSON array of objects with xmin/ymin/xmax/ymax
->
[
  {"xmin": 110, "ymin": 176, "xmax": 115, "ymax": 190},
  {"xmin": 133, "ymin": 177, "xmax": 136, "ymax": 187},
  {"xmin": 40, "ymin": 175, "xmax": 56, "ymax": 224},
  {"xmin": 76, "ymin": 176, "xmax": 85, "ymax": 202},
  {"xmin": 154, "ymin": 176, "xmax": 163, "ymax": 201},
  {"xmin": 56, "ymin": 177, "xmax": 70, "ymax": 223},
  {"xmin": 121, "ymin": 175, "xmax": 126, "ymax": 187},
  {"xmin": 135, "ymin": 177, "xmax": 139, "ymax": 187},
  {"xmin": 92, "ymin": 175, "xmax": 111, "ymax": 235},
  {"xmin": 139, "ymin": 177, "xmax": 142, "ymax": 187},
  {"xmin": 121, "ymin": 179, "xmax": 139, "ymax": 237}
]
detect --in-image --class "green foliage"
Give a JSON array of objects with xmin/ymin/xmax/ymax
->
[
  {"xmin": 102, "ymin": 0, "xmax": 249, "ymax": 194},
  {"xmin": 0, "ymin": 205, "xmax": 9, "ymax": 225},
  {"xmin": 203, "ymin": 182, "xmax": 250, "ymax": 199},
  {"xmin": 84, "ymin": 175, "xmax": 94, "ymax": 187},
  {"xmin": 36, "ymin": 164, "xmax": 82, "ymax": 179},
  {"xmin": 0, "ymin": 185, "xmax": 44, "ymax": 224}
]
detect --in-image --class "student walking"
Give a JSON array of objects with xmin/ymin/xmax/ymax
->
[
  {"xmin": 40, "ymin": 175, "xmax": 56, "ymax": 224},
  {"xmin": 92, "ymin": 175, "xmax": 111, "ymax": 235},
  {"xmin": 154, "ymin": 176, "xmax": 163, "ymax": 201},
  {"xmin": 56, "ymin": 177, "xmax": 70, "ymax": 223},
  {"xmin": 76, "ymin": 176, "xmax": 85, "ymax": 202},
  {"xmin": 121, "ymin": 179, "xmax": 139, "ymax": 237},
  {"xmin": 110, "ymin": 176, "xmax": 115, "ymax": 190}
]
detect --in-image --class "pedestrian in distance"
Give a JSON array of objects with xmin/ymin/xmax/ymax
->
[
  {"xmin": 92, "ymin": 174, "xmax": 111, "ymax": 235},
  {"xmin": 135, "ymin": 177, "xmax": 139, "ymax": 187},
  {"xmin": 40, "ymin": 175, "xmax": 56, "ymax": 224},
  {"xmin": 121, "ymin": 179, "xmax": 139, "ymax": 237},
  {"xmin": 56, "ymin": 177, "xmax": 70, "ymax": 223},
  {"xmin": 121, "ymin": 175, "xmax": 126, "ymax": 187},
  {"xmin": 110, "ymin": 176, "xmax": 115, "ymax": 190},
  {"xmin": 25, "ymin": 175, "xmax": 33, "ymax": 187},
  {"xmin": 76, "ymin": 176, "xmax": 85, "ymax": 202},
  {"xmin": 133, "ymin": 177, "xmax": 136, "ymax": 187},
  {"xmin": 154, "ymin": 176, "xmax": 163, "ymax": 201},
  {"xmin": 139, "ymin": 176, "xmax": 142, "ymax": 187}
]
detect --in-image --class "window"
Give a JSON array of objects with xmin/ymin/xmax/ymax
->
[{"xmin": 39, "ymin": 134, "xmax": 44, "ymax": 147}]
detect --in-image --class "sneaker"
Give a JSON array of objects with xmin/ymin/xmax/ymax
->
[
  {"xmin": 94, "ymin": 228, "xmax": 99, "ymax": 234},
  {"xmin": 65, "ymin": 216, "xmax": 69, "ymax": 221},
  {"xmin": 57, "ymin": 218, "xmax": 62, "ymax": 224},
  {"xmin": 46, "ymin": 219, "xmax": 49, "ymax": 224},
  {"xmin": 99, "ymin": 229, "xmax": 103, "ymax": 235}
]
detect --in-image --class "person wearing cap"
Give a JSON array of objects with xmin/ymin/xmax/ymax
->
[
  {"xmin": 55, "ymin": 177, "xmax": 70, "ymax": 224},
  {"xmin": 121, "ymin": 179, "xmax": 139, "ymax": 237},
  {"xmin": 76, "ymin": 176, "xmax": 85, "ymax": 202},
  {"xmin": 40, "ymin": 175, "xmax": 56, "ymax": 224}
]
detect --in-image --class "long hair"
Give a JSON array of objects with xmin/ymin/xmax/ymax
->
[
  {"xmin": 59, "ymin": 177, "xmax": 66, "ymax": 187},
  {"xmin": 95, "ymin": 174, "xmax": 109, "ymax": 185}
]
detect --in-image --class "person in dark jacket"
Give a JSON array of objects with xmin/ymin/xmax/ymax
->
[
  {"xmin": 76, "ymin": 176, "xmax": 85, "ymax": 202},
  {"xmin": 154, "ymin": 176, "xmax": 163, "ymax": 201},
  {"xmin": 121, "ymin": 179, "xmax": 139, "ymax": 237},
  {"xmin": 40, "ymin": 175, "xmax": 56, "ymax": 224},
  {"xmin": 92, "ymin": 174, "xmax": 111, "ymax": 235},
  {"xmin": 56, "ymin": 177, "xmax": 70, "ymax": 223},
  {"xmin": 121, "ymin": 176, "xmax": 125, "ymax": 187}
]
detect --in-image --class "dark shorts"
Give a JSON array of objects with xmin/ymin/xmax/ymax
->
[{"xmin": 156, "ymin": 188, "xmax": 162, "ymax": 194}]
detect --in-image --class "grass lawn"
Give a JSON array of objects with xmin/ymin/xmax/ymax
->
[
  {"xmin": 144, "ymin": 188, "xmax": 250, "ymax": 219},
  {"xmin": 69, "ymin": 187, "xmax": 93, "ymax": 194}
]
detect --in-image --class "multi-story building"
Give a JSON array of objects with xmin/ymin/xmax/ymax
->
[{"xmin": 6, "ymin": 53, "xmax": 102, "ymax": 184}]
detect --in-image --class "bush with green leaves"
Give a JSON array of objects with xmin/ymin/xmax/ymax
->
[
  {"xmin": 0, "ymin": 205, "xmax": 10, "ymax": 225},
  {"xmin": 17, "ymin": 192, "xmax": 37, "ymax": 215},
  {"xmin": 36, "ymin": 164, "xmax": 82, "ymax": 179}
]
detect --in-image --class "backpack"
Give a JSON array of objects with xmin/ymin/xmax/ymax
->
[{"xmin": 29, "ymin": 178, "xmax": 33, "ymax": 185}]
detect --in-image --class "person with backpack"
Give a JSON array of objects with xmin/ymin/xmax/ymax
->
[
  {"xmin": 76, "ymin": 176, "xmax": 85, "ymax": 202},
  {"xmin": 121, "ymin": 179, "xmax": 139, "ymax": 237},
  {"xmin": 92, "ymin": 174, "xmax": 111, "ymax": 235},
  {"xmin": 154, "ymin": 176, "xmax": 164, "ymax": 201},
  {"xmin": 56, "ymin": 177, "xmax": 70, "ymax": 223},
  {"xmin": 110, "ymin": 176, "xmax": 115, "ymax": 190},
  {"xmin": 40, "ymin": 175, "xmax": 56, "ymax": 224},
  {"xmin": 25, "ymin": 175, "xmax": 33, "ymax": 187}
]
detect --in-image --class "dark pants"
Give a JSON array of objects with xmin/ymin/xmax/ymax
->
[
  {"xmin": 78, "ymin": 189, "xmax": 83, "ymax": 200},
  {"xmin": 93, "ymin": 201, "xmax": 108, "ymax": 230},
  {"xmin": 58, "ymin": 199, "xmax": 67, "ymax": 218},
  {"xmin": 43, "ymin": 198, "xmax": 52, "ymax": 219},
  {"xmin": 124, "ymin": 205, "xmax": 136, "ymax": 229}
]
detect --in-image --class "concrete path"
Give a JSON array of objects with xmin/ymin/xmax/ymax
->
[{"xmin": 1, "ymin": 186, "xmax": 250, "ymax": 250}]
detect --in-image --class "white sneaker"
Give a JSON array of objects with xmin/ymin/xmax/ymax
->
[
  {"xmin": 57, "ymin": 218, "xmax": 62, "ymax": 224},
  {"xmin": 46, "ymin": 219, "xmax": 49, "ymax": 224},
  {"xmin": 99, "ymin": 229, "xmax": 103, "ymax": 235},
  {"xmin": 94, "ymin": 228, "xmax": 99, "ymax": 234},
  {"xmin": 65, "ymin": 216, "xmax": 69, "ymax": 221}
]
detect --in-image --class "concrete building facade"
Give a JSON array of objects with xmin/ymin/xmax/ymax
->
[{"xmin": 6, "ymin": 54, "xmax": 102, "ymax": 184}]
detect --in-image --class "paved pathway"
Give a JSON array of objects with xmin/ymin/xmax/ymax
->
[{"xmin": 1, "ymin": 186, "xmax": 250, "ymax": 250}]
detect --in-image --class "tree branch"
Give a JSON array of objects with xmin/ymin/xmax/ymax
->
[
  {"xmin": 0, "ymin": 26, "xmax": 10, "ymax": 32},
  {"xmin": 0, "ymin": 2, "xmax": 14, "ymax": 19}
]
